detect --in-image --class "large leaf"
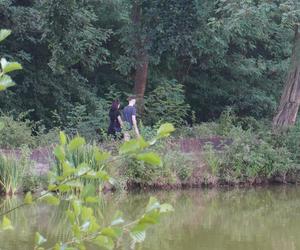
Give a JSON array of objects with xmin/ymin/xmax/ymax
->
[
  {"xmin": 160, "ymin": 203, "xmax": 174, "ymax": 213},
  {"xmin": 101, "ymin": 227, "xmax": 122, "ymax": 239},
  {"xmin": 59, "ymin": 131, "xmax": 67, "ymax": 145},
  {"xmin": 96, "ymin": 170, "xmax": 110, "ymax": 181},
  {"xmin": 62, "ymin": 162, "xmax": 75, "ymax": 177},
  {"xmin": 130, "ymin": 230, "xmax": 146, "ymax": 243},
  {"xmin": 0, "ymin": 122, "xmax": 4, "ymax": 131},
  {"xmin": 146, "ymin": 197, "xmax": 160, "ymax": 213},
  {"xmin": 138, "ymin": 211, "xmax": 160, "ymax": 225},
  {"xmin": 119, "ymin": 137, "xmax": 149, "ymax": 154},
  {"xmin": 54, "ymin": 145, "xmax": 65, "ymax": 162},
  {"xmin": 0, "ymin": 74, "xmax": 15, "ymax": 91},
  {"xmin": 35, "ymin": 232, "xmax": 47, "ymax": 246},
  {"xmin": 94, "ymin": 147, "xmax": 110, "ymax": 162},
  {"xmin": 2, "ymin": 216, "xmax": 13, "ymax": 230},
  {"xmin": 93, "ymin": 235, "xmax": 114, "ymax": 250},
  {"xmin": 81, "ymin": 184, "xmax": 96, "ymax": 199},
  {"xmin": 0, "ymin": 29, "xmax": 11, "ymax": 42},
  {"xmin": 1, "ymin": 61, "xmax": 22, "ymax": 74},
  {"xmin": 41, "ymin": 193, "xmax": 60, "ymax": 206},
  {"xmin": 24, "ymin": 192, "xmax": 33, "ymax": 204},
  {"xmin": 68, "ymin": 136, "xmax": 85, "ymax": 151},
  {"xmin": 136, "ymin": 152, "xmax": 162, "ymax": 166},
  {"xmin": 111, "ymin": 211, "xmax": 125, "ymax": 226},
  {"xmin": 157, "ymin": 123, "xmax": 175, "ymax": 138}
]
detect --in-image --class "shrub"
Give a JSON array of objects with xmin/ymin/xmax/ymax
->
[
  {"xmin": 219, "ymin": 127, "xmax": 292, "ymax": 182},
  {"xmin": 144, "ymin": 79, "xmax": 190, "ymax": 127},
  {"xmin": 0, "ymin": 112, "xmax": 59, "ymax": 148},
  {"xmin": 121, "ymin": 157, "xmax": 163, "ymax": 184},
  {"xmin": 203, "ymin": 143, "xmax": 222, "ymax": 176},
  {"xmin": 65, "ymin": 98, "xmax": 110, "ymax": 142},
  {"xmin": 280, "ymin": 123, "xmax": 300, "ymax": 165},
  {"xmin": 162, "ymin": 150, "xmax": 193, "ymax": 182},
  {"xmin": 216, "ymin": 107, "xmax": 236, "ymax": 136},
  {"xmin": 0, "ymin": 112, "xmax": 36, "ymax": 148}
]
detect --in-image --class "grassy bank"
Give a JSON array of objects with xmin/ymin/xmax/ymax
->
[{"xmin": 1, "ymin": 111, "xmax": 300, "ymax": 195}]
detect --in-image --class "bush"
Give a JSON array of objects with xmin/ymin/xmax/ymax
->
[
  {"xmin": 203, "ymin": 143, "xmax": 222, "ymax": 176},
  {"xmin": 144, "ymin": 79, "xmax": 190, "ymax": 127},
  {"xmin": 65, "ymin": 98, "xmax": 110, "ymax": 141},
  {"xmin": 162, "ymin": 150, "xmax": 193, "ymax": 181},
  {"xmin": 280, "ymin": 123, "xmax": 300, "ymax": 165},
  {"xmin": 119, "ymin": 138, "xmax": 194, "ymax": 185},
  {"xmin": 0, "ymin": 112, "xmax": 59, "ymax": 148},
  {"xmin": 213, "ymin": 127, "xmax": 292, "ymax": 182},
  {"xmin": 0, "ymin": 112, "xmax": 36, "ymax": 148}
]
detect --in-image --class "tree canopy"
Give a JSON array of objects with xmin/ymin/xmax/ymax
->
[{"xmin": 0, "ymin": 0, "xmax": 298, "ymax": 130}]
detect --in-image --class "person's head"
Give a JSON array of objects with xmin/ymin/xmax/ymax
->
[
  {"xmin": 127, "ymin": 95, "xmax": 136, "ymax": 106},
  {"xmin": 111, "ymin": 100, "xmax": 120, "ymax": 111}
]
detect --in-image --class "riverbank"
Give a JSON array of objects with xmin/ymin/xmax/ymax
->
[{"xmin": 1, "ymin": 117, "xmax": 300, "ymax": 195}]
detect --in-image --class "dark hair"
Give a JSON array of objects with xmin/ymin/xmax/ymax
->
[
  {"xmin": 111, "ymin": 100, "xmax": 120, "ymax": 111},
  {"xmin": 127, "ymin": 95, "xmax": 136, "ymax": 101}
]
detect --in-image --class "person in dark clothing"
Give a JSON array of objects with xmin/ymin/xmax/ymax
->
[
  {"xmin": 123, "ymin": 96, "xmax": 140, "ymax": 140},
  {"xmin": 107, "ymin": 100, "xmax": 123, "ymax": 138}
]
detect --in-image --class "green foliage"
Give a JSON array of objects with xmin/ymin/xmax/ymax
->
[
  {"xmin": 203, "ymin": 144, "xmax": 222, "ymax": 176},
  {"xmin": 0, "ymin": 147, "xmax": 31, "ymax": 195},
  {"xmin": 0, "ymin": 112, "xmax": 35, "ymax": 148},
  {"xmin": 0, "ymin": 29, "xmax": 22, "ymax": 91},
  {"xmin": 271, "ymin": 122, "xmax": 300, "ymax": 165},
  {"xmin": 144, "ymin": 80, "xmax": 190, "ymax": 126},
  {"xmin": 203, "ymin": 125, "xmax": 293, "ymax": 183},
  {"xmin": 161, "ymin": 149, "xmax": 193, "ymax": 182},
  {"xmin": 216, "ymin": 108, "xmax": 236, "ymax": 136},
  {"xmin": 120, "ymin": 138, "xmax": 193, "ymax": 185},
  {"xmin": 0, "ymin": 123, "xmax": 174, "ymax": 249},
  {"xmin": 0, "ymin": 112, "xmax": 58, "ymax": 148},
  {"xmin": 65, "ymin": 99, "xmax": 110, "ymax": 141},
  {"xmin": 0, "ymin": 1, "xmax": 297, "ymax": 129}
]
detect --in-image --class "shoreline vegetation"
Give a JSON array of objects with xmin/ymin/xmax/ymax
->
[{"xmin": 1, "ymin": 110, "xmax": 300, "ymax": 196}]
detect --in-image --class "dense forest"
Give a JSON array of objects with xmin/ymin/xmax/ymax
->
[{"xmin": 0, "ymin": 0, "xmax": 299, "ymax": 134}]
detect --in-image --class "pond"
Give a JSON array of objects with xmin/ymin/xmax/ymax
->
[{"xmin": 1, "ymin": 186, "xmax": 300, "ymax": 250}]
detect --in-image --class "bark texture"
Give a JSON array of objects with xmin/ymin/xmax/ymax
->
[
  {"xmin": 132, "ymin": 0, "xmax": 149, "ymax": 114},
  {"xmin": 273, "ymin": 25, "xmax": 300, "ymax": 129}
]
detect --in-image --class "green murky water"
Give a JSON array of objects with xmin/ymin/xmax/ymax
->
[{"xmin": 1, "ymin": 186, "xmax": 300, "ymax": 250}]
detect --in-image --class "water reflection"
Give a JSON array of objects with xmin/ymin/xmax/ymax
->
[{"xmin": 1, "ymin": 186, "xmax": 300, "ymax": 250}]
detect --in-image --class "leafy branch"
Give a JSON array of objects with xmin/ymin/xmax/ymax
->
[{"xmin": 0, "ymin": 123, "xmax": 175, "ymax": 250}]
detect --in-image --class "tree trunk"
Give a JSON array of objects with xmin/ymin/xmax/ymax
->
[
  {"xmin": 132, "ymin": 0, "xmax": 149, "ymax": 114},
  {"xmin": 134, "ymin": 51, "xmax": 148, "ymax": 113},
  {"xmin": 273, "ymin": 25, "xmax": 300, "ymax": 129}
]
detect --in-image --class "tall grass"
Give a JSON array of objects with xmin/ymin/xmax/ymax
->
[
  {"xmin": 0, "ymin": 148, "xmax": 31, "ymax": 195},
  {"xmin": 51, "ymin": 141, "xmax": 109, "ymax": 191}
]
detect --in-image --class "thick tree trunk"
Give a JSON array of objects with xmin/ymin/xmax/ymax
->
[
  {"xmin": 133, "ymin": 51, "xmax": 148, "ymax": 113},
  {"xmin": 132, "ymin": 0, "xmax": 149, "ymax": 114},
  {"xmin": 273, "ymin": 25, "xmax": 300, "ymax": 129}
]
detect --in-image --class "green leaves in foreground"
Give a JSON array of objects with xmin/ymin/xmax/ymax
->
[
  {"xmin": 0, "ymin": 29, "xmax": 11, "ymax": 42},
  {"xmin": 1, "ymin": 124, "xmax": 175, "ymax": 249},
  {"xmin": 119, "ymin": 137, "xmax": 149, "ymax": 154},
  {"xmin": 68, "ymin": 136, "xmax": 86, "ymax": 151},
  {"xmin": 35, "ymin": 232, "xmax": 47, "ymax": 246},
  {"xmin": 0, "ymin": 58, "xmax": 22, "ymax": 74},
  {"xmin": 129, "ymin": 196, "xmax": 174, "ymax": 249},
  {"xmin": 41, "ymin": 193, "xmax": 60, "ymax": 206},
  {"xmin": 136, "ymin": 152, "xmax": 162, "ymax": 166},
  {"xmin": 0, "ymin": 29, "xmax": 22, "ymax": 92},
  {"xmin": 24, "ymin": 192, "xmax": 33, "ymax": 204},
  {"xmin": 0, "ymin": 74, "xmax": 15, "ymax": 91},
  {"xmin": 1, "ymin": 216, "xmax": 13, "ymax": 231},
  {"xmin": 157, "ymin": 123, "xmax": 175, "ymax": 138}
]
